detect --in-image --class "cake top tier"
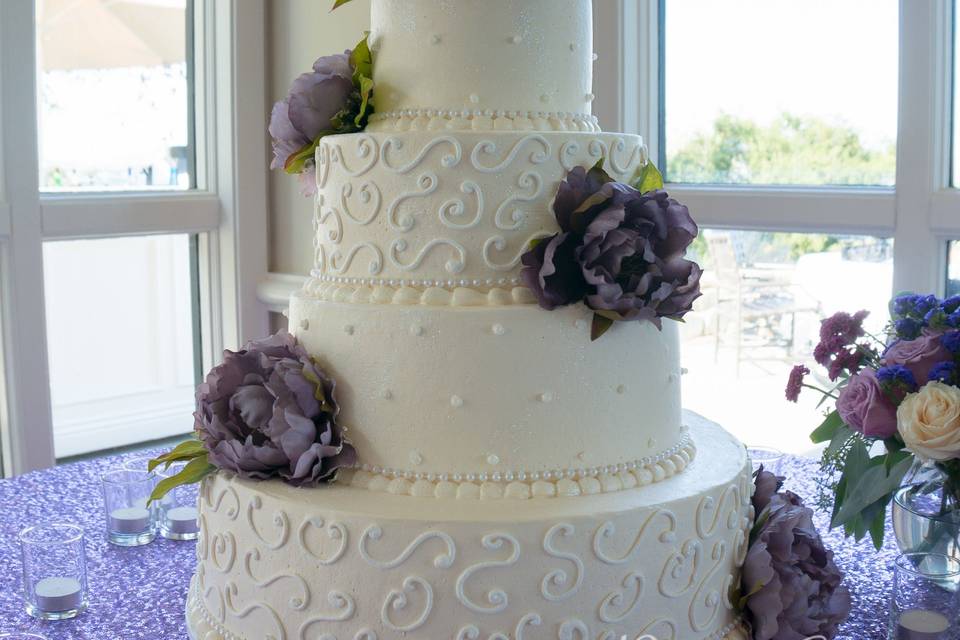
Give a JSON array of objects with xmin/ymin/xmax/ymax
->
[{"xmin": 368, "ymin": 0, "xmax": 595, "ymax": 128}]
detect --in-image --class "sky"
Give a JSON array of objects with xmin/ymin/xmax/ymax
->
[{"xmin": 665, "ymin": 0, "xmax": 901, "ymax": 151}]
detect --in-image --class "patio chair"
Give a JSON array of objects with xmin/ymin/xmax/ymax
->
[{"xmin": 707, "ymin": 233, "xmax": 821, "ymax": 376}]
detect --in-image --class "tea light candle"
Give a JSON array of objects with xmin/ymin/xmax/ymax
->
[
  {"xmin": 109, "ymin": 506, "xmax": 151, "ymax": 534},
  {"xmin": 34, "ymin": 576, "xmax": 82, "ymax": 612},
  {"xmin": 164, "ymin": 506, "xmax": 199, "ymax": 534},
  {"xmin": 898, "ymin": 608, "xmax": 950, "ymax": 639}
]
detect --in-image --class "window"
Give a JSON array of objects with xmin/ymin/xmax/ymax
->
[
  {"xmin": 36, "ymin": 0, "xmax": 191, "ymax": 191},
  {"xmin": 43, "ymin": 235, "xmax": 197, "ymax": 457},
  {"xmin": 0, "ymin": 0, "xmax": 268, "ymax": 476},
  {"xmin": 682, "ymin": 231, "xmax": 892, "ymax": 453},
  {"xmin": 955, "ymin": 0, "xmax": 959, "ymax": 187},
  {"xmin": 663, "ymin": 0, "xmax": 899, "ymax": 186},
  {"xmin": 588, "ymin": 0, "xmax": 956, "ymax": 453},
  {"xmin": 949, "ymin": 241, "xmax": 960, "ymax": 297}
]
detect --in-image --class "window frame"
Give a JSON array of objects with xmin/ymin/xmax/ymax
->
[
  {"xmin": 594, "ymin": 0, "xmax": 958, "ymax": 297},
  {"xmin": 0, "ymin": 0, "xmax": 270, "ymax": 476}
]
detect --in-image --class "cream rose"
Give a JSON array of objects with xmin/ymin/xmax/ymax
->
[{"xmin": 898, "ymin": 381, "xmax": 960, "ymax": 461}]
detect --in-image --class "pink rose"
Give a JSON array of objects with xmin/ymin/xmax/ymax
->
[
  {"xmin": 836, "ymin": 369, "xmax": 898, "ymax": 438},
  {"xmin": 882, "ymin": 333, "xmax": 951, "ymax": 384}
]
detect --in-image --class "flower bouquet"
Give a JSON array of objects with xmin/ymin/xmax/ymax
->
[{"xmin": 787, "ymin": 294, "xmax": 960, "ymax": 549}]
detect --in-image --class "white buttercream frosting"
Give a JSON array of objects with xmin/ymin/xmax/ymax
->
[
  {"xmin": 288, "ymin": 297, "xmax": 685, "ymax": 482},
  {"xmin": 312, "ymin": 131, "xmax": 647, "ymax": 287},
  {"xmin": 187, "ymin": 415, "xmax": 753, "ymax": 640},
  {"xmin": 369, "ymin": 0, "xmax": 594, "ymax": 122}
]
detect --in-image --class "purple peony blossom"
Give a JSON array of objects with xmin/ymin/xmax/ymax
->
[
  {"xmin": 785, "ymin": 364, "xmax": 809, "ymax": 402},
  {"xmin": 836, "ymin": 368, "xmax": 898, "ymax": 438},
  {"xmin": 195, "ymin": 331, "xmax": 355, "ymax": 486},
  {"xmin": 882, "ymin": 332, "xmax": 952, "ymax": 386},
  {"xmin": 269, "ymin": 52, "xmax": 355, "ymax": 196},
  {"xmin": 752, "ymin": 466, "xmax": 784, "ymax": 512},
  {"xmin": 520, "ymin": 164, "xmax": 702, "ymax": 334},
  {"xmin": 743, "ymin": 473, "xmax": 851, "ymax": 640}
]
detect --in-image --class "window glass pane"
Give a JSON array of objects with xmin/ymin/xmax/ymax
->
[
  {"xmin": 43, "ymin": 235, "xmax": 197, "ymax": 458},
  {"xmin": 682, "ymin": 230, "xmax": 893, "ymax": 454},
  {"xmin": 949, "ymin": 240, "xmax": 960, "ymax": 297},
  {"xmin": 954, "ymin": 0, "xmax": 959, "ymax": 187},
  {"xmin": 664, "ymin": 0, "xmax": 898, "ymax": 186},
  {"xmin": 36, "ymin": 0, "xmax": 191, "ymax": 191}
]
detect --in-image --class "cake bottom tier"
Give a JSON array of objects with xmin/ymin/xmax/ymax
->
[{"xmin": 187, "ymin": 418, "xmax": 753, "ymax": 640}]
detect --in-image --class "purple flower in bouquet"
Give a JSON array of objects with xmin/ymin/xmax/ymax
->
[
  {"xmin": 882, "ymin": 332, "xmax": 952, "ymax": 386},
  {"xmin": 785, "ymin": 365, "xmax": 809, "ymax": 403},
  {"xmin": 195, "ymin": 331, "xmax": 356, "ymax": 486},
  {"xmin": 941, "ymin": 330, "xmax": 960, "ymax": 354},
  {"xmin": 520, "ymin": 163, "xmax": 702, "ymax": 339},
  {"xmin": 742, "ymin": 470, "xmax": 851, "ymax": 640},
  {"xmin": 836, "ymin": 368, "xmax": 898, "ymax": 438},
  {"xmin": 928, "ymin": 361, "xmax": 958, "ymax": 385},
  {"xmin": 813, "ymin": 311, "xmax": 872, "ymax": 381}
]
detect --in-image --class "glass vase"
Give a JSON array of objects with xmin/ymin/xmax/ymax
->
[{"xmin": 893, "ymin": 460, "xmax": 960, "ymax": 590}]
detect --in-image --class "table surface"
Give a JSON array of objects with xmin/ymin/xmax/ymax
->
[{"xmin": 0, "ymin": 449, "xmax": 896, "ymax": 640}]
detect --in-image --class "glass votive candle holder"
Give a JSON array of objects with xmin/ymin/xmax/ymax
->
[
  {"xmin": 747, "ymin": 445, "xmax": 784, "ymax": 474},
  {"xmin": 156, "ymin": 462, "xmax": 200, "ymax": 541},
  {"xmin": 122, "ymin": 456, "xmax": 161, "ymax": 527},
  {"xmin": 19, "ymin": 523, "xmax": 87, "ymax": 620},
  {"xmin": 889, "ymin": 552, "xmax": 960, "ymax": 639},
  {"xmin": 101, "ymin": 469, "xmax": 156, "ymax": 546}
]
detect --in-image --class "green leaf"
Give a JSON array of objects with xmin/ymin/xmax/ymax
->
[
  {"xmin": 354, "ymin": 75, "xmax": 375, "ymax": 128},
  {"xmin": 350, "ymin": 34, "xmax": 373, "ymax": 84},
  {"xmin": 832, "ymin": 453, "xmax": 912, "ymax": 527},
  {"xmin": 884, "ymin": 447, "xmax": 911, "ymax": 473},
  {"xmin": 148, "ymin": 454, "xmax": 215, "ymax": 505},
  {"xmin": 591, "ymin": 314, "xmax": 614, "ymax": 341},
  {"xmin": 148, "ymin": 439, "xmax": 206, "ymax": 472},
  {"xmin": 810, "ymin": 410, "xmax": 843, "ymax": 444},
  {"xmin": 633, "ymin": 160, "xmax": 665, "ymax": 193},
  {"xmin": 284, "ymin": 136, "xmax": 322, "ymax": 175},
  {"xmin": 866, "ymin": 498, "xmax": 889, "ymax": 550},
  {"xmin": 825, "ymin": 424, "xmax": 854, "ymax": 459},
  {"xmin": 331, "ymin": 0, "xmax": 355, "ymax": 10}
]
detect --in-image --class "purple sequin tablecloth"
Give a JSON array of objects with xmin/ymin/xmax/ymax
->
[{"xmin": 0, "ymin": 450, "xmax": 896, "ymax": 639}]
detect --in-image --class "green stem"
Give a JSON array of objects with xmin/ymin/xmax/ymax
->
[{"xmin": 802, "ymin": 382, "xmax": 839, "ymax": 400}]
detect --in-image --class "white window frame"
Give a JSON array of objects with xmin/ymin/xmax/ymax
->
[
  {"xmin": 594, "ymin": 0, "xmax": 959, "ymax": 297},
  {"xmin": 0, "ymin": 0, "xmax": 270, "ymax": 476}
]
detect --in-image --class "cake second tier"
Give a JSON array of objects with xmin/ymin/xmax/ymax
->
[
  {"xmin": 312, "ymin": 130, "xmax": 647, "ymax": 288},
  {"xmin": 288, "ymin": 291, "xmax": 687, "ymax": 498}
]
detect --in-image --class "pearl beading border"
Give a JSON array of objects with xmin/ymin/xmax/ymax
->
[
  {"xmin": 311, "ymin": 270, "xmax": 523, "ymax": 290},
  {"xmin": 186, "ymin": 577, "xmax": 239, "ymax": 640},
  {"xmin": 368, "ymin": 107, "xmax": 600, "ymax": 125},
  {"xmin": 346, "ymin": 430, "xmax": 695, "ymax": 500}
]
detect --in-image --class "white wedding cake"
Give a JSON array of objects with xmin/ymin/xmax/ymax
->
[{"xmin": 186, "ymin": 1, "xmax": 753, "ymax": 638}]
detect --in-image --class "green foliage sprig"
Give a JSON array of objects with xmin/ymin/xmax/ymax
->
[{"xmin": 147, "ymin": 438, "xmax": 215, "ymax": 505}]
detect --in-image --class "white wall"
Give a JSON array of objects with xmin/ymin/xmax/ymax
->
[{"xmin": 267, "ymin": 0, "xmax": 371, "ymax": 276}]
